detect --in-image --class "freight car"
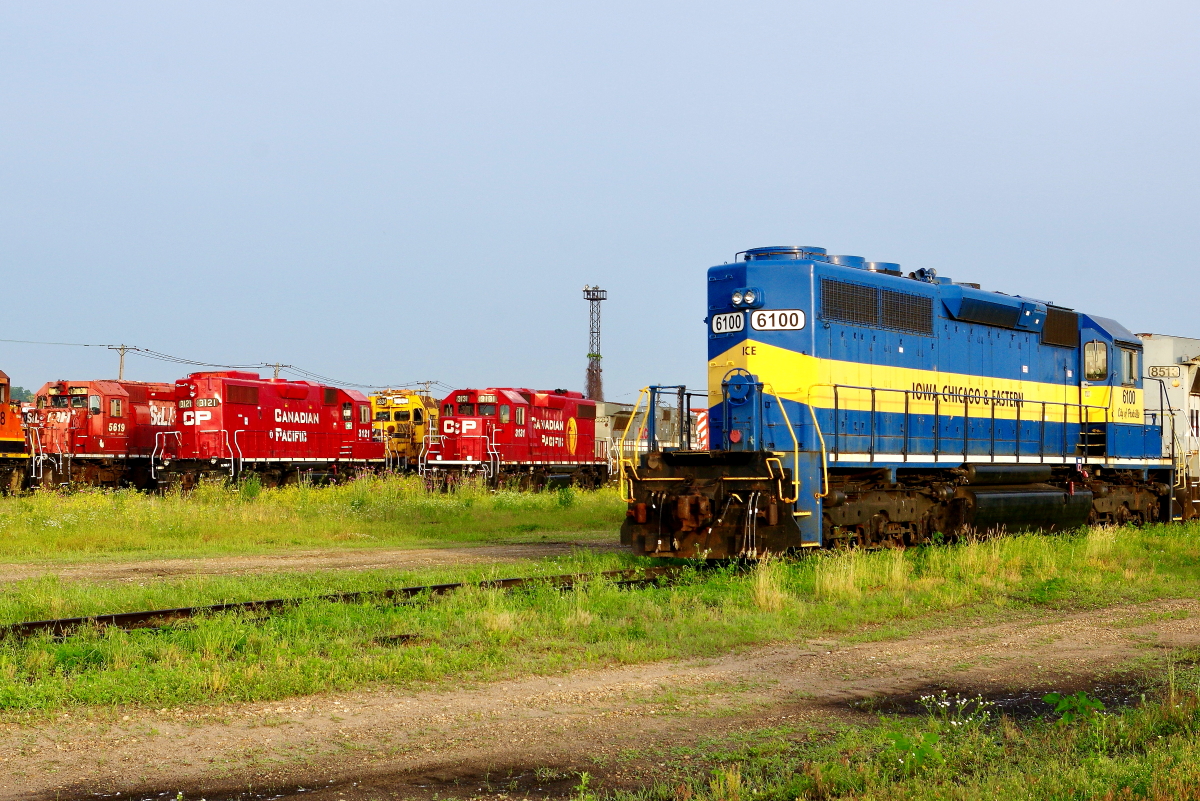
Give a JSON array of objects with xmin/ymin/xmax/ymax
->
[
  {"xmin": 620, "ymin": 245, "xmax": 1183, "ymax": 558},
  {"xmin": 28, "ymin": 379, "xmax": 177, "ymax": 488},
  {"xmin": 156, "ymin": 371, "xmax": 383, "ymax": 486},
  {"xmin": 422, "ymin": 387, "xmax": 609, "ymax": 487},
  {"xmin": 369, "ymin": 389, "xmax": 438, "ymax": 471}
]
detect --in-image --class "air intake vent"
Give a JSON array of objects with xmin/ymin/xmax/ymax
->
[
  {"xmin": 1041, "ymin": 307, "xmax": 1079, "ymax": 348},
  {"xmin": 882, "ymin": 290, "xmax": 934, "ymax": 334},
  {"xmin": 822, "ymin": 279, "xmax": 934, "ymax": 335},
  {"xmin": 821, "ymin": 279, "xmax": 878, "ymax": 326}
]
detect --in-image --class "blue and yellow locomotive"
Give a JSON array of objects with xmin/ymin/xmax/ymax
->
[{"xmin": 620, "ymin": 245, "xmax": 1181, "ymax": 557}]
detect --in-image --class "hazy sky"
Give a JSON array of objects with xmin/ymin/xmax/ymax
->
[{"xmin": 2, "ymin": 2, "xmax": 1197, "ymax": 399}]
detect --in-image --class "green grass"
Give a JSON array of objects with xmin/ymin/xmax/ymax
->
[
  {"xmin": 0, "ymin": 475, "xmax": 623, "ymax": 562},
  {"xmin": 591, "ymin": 657, "xmax": 1200, "ymax": 800},
  {"xmin": 2, "ymin": 523, "xmax": 1200, "ymax": 713}
]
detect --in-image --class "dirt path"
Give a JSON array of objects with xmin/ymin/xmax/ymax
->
[
  {"xmin": 8, "ymin": 597, "xmax": 1200, "ymax": 801},
  {"xmin": 0, "ymin": 536, "xmax": 619, "ymax": 584}
]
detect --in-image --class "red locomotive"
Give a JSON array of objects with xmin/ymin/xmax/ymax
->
[
  {"xmin": 422, "ymin": 388, "xmax": 609, "ymax": 487},
  {"xmin": 157, "ymin": 371, "xmax": 382, "ymax": 486},
  {"xmin": 29, "ymin": 379, "xmax": 177, "ymax": 487}
]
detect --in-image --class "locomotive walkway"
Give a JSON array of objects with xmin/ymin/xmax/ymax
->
[{"xmin": 7, "ymin": 596, "xmax": 1200, "ymax": 801}]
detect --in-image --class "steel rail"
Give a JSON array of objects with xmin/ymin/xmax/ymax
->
[{"xmin": 0, "ymin": 565, "xmax": 691, "ymax": 640}]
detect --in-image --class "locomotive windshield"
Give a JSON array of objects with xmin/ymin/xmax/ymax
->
[
  {"xmin": 457, "ymin": 402, "xmax": 475, "ymax": 415},
  {"xmin": 478, "ymin": 403, "xmax": 496, "ymax": 416}
]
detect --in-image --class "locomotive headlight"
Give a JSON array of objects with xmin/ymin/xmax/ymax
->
[
  {"xmin": 742, "ymin": 289, "xmax": 757, "ymax": 305},
  {"xmin": 731, "ymin": 291, "xmax": 744, "ymax": 306}
]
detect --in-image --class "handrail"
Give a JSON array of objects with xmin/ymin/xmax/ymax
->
[
  {"xmin": 232, "ymin": 430, "xmax": 245, "ymax": 477},
  {"xmin": 804, "ymin": 385, "xmax": 830, "ymax": 499},
  {"xmin": 149, "ymin": 431, "xmax": 181, "ymax": 480},
  {"xmin": 618, "ymin": 388, "xmax": 650, "ymax": 502},
  {"xmin": 820, "ymin": 382, "xmax": 1112, "ymax": 462},
  {"xmin": 762, "ymin": 382, "xmax": 800, "ymax": 503}
]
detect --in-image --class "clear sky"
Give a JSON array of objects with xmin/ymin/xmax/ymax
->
[{"xmin": 2, "ymin": 2, "xmax": 1197, "ymax": 400}]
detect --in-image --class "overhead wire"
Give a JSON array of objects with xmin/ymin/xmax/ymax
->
[{"xmin": 0, "ymin": 336, "xmax": 443, "ymax": 391}]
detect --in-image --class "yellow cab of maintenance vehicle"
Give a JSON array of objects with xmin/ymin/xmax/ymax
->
[{"xmin": 369, "ymin": 389, "xmax": 439, "ymax": 470}]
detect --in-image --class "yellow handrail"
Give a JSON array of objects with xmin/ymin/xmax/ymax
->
[
  {"xmin": 762, "ymin": 382, "xmax": 801, "ymax": 503},
  {"xmin": 618, "ymin": 388, "xmax": 650, "ymax": 502}
]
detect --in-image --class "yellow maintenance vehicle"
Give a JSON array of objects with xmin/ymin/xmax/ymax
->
[{"xmin": 369, "ymin": 389, "xmax": 439, "ymax": 471}]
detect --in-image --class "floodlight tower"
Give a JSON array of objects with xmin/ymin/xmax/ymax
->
[{"xmin": 583, "ymin": 285, "xmax": 607, "ymax": 401}]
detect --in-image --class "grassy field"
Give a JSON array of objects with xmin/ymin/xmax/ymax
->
[
  {"xmin": 1, "ymin": 522, "xmax": 1199, "ymax": 713},
  {"xmin": 596, "ymin": 656, "xmax": 1200, "ymax": 800},
  {"xmin": 0, "ymin": 475, "xmax": 623, "ymax": 562}
]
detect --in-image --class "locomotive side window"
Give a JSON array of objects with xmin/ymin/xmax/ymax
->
[
  {"xmin": 359, "ymin": 405, "xmax": 370, "ymax": 424},
  {"xmin": 413, "ymin": 409, "xmax": 424, "ymax": 424},
  {"xmin": 478, "ymin": 403, "xmax": 496, "ymax": 416},
  {"xmin": 457, "ymin": 403, "xmax": 475, "ymax": 415},
  {"xmin": 89, "ymin": 395, "xmax": 101, "ymax": 415},
  {"xmin": 1084, "ymin": 341, "xmax": 1108, "ymax": 381},
  {"xmin": 515, "ymin": 406, "xmax": 526, "ymax": 425},
  {"xmin": 110, "ymin": 399, "xmax": 123, "ymax": 418},
  {"xmin": 1120, "ymin": 348, "xmax": 1139, "ymax": 387},
  {"xmin": 395, "ymin": 410, "xmax": 411, "ymax": 422},
  {"xmin": 342, "ymin": 402, "xmax": 352, "ymax": 421},
  {"xmin": 499, "ymin": 405, "xmax": 510, "ymax": 424},
  {"xmin": 443, "ymin": 404, "xmax": 453, "ymax": 417}
]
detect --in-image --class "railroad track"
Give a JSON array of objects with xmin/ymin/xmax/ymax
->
[{"xmin": 0, "ymin": 564, "xmax": 694, "ymax": 640}]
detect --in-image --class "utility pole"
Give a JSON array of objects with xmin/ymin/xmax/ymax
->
[
  {"xmin": 109, "ymin": 344, "xmax": 132, "ymax": 381},
  {"xmin": 266, "ymin": 363, "xmax": 290, "ymax": 380},
  {"xmin": 583, "ymin": 286, "xmax": 607, "ymax": 401}
]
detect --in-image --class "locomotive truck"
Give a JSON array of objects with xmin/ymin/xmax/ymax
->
[{"xmin": 620, "ymin": 245, "xmax": 1186, "ymax": 558}]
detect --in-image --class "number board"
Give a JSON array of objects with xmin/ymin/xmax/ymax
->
[
  {"xmin": 750, "ymin": 309, "xmax": 806, "ymax": 331},
  {"xmin": 1148, "ymin": 365, "xmax": 1181, "ymax": 378},
  {"xmin": 710, "ymin": 312, "xmax": 745, "ymax": 335}
]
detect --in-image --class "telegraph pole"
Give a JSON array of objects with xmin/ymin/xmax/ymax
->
[
  {"xmin": 583, "ymin": 286, "xmax": 607, "ymax": 401},
  {"xmin": 109, "ymin": 344, "xmax": 132, "ymax": 381},
  {"xmin": 267, "ymin": 363, "xmax": 289, "ymax": 380}
]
